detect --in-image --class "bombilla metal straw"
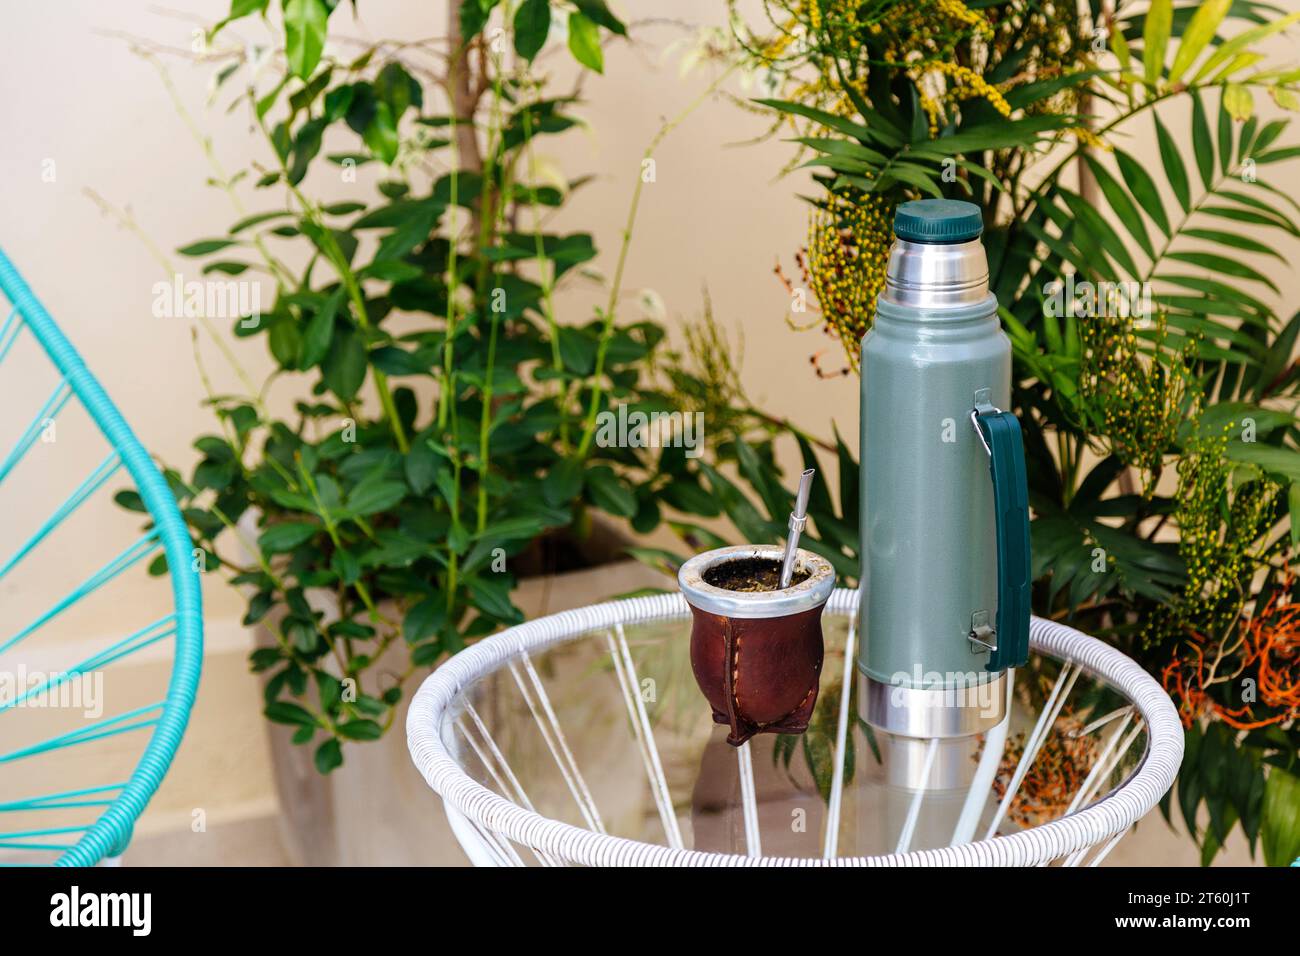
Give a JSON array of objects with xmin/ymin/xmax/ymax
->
[{"xmin": 779, "ymin": 469, "xmax": 815, "ymax": 589}]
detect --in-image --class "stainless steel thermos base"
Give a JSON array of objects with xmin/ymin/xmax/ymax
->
[
  {"xmin": 860, "ymin": 670, "xmax": 1008, "ymax": 738},
  {"xmin": 860, "ymin": 670, "xmax": 1009, "ymax": 792},
  {"xmin": 878, "ymin": 734, "xmax": 982, "ymax": 791}
]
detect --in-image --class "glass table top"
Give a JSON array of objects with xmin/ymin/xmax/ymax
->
[{"xmin": 443, "ymin": 608, "xmax": 1147, "ymax": 860}]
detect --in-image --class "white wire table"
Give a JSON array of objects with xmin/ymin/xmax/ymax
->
[{"xmin": 407, "ymin": 589, "xmax": 1183, "ymax": 866}]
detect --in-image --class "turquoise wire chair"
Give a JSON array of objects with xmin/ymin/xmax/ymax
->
[{"xmin": 0, "ymin": 248, "xmax": 202, "ymax": 865}]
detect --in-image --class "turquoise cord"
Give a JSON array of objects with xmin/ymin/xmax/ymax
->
[
  {"xmin": 0, "ymin": 306, "xmax": 22, "ymax": 364},
  {"xmin": 0, "ymin": 616, "xmax": 176, "ymax": 713},
  {"xmin": 0, "ymin": 701, "xmax": 164, "ymax": 763},
  {"xmin": 0, "ymin": 783, "xmax": 126, "ymax": 813},
  {"xmin": 0, "ymin": 379, "xmax": 73, "ymax": 485},
  {"xmin": 0, "ymin": 451, "xmax": 122, "ymax": 580},
  {"xmin": 0, "ymin": 532, "xmax": 161, "ymax": 657},
  {"xmin": 0, "ymin": 247, "xmax": 203, "ymax": 866}
]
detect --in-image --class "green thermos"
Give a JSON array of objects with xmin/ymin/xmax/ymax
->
[{"xmin": 858, "ymin": 199, "xmax": 1030, "ymax": 789}]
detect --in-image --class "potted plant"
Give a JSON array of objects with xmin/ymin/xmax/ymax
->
[{"xmin": 111, "ymin": 0, "xmax": 746, "ymax": 862}]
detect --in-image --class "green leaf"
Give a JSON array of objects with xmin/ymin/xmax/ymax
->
[
  {"xmin": 1165, "ymin": 251, "xmax": 1277, "ymax": 293},
  {"xmin": 1253, "ymin": 309, "xmax": 1300, "ymax": 400},
  {"xmin": 466, "ymin": 575, "xmax": 521, "ymax": 623},
  {"xmin": 374, "ymin": 61, "xmax": 420, "ymax": 121},
  {"xmin": 321, "ymin": 326, "xmax": 367, "ymax": 400},
  {"xmin": 460, "ymin": 0, "xmax": 496, "ymax": 40},
  {"xmin": 574, "ymin": 0, "xmax": 625, "ymax": 35},
  {"xmin": 1061, "ymin": 190, "xmax": 1140, "ymax": 278},
  {"xmin": 283, "ymin": 0, "xmax": 330, "ymax": 80},
  {"xmin": 567, "ymin": 11, "xmax": 603, "ymax": 72},
  {"xmin": 1216, "ymin": 94, "xmax": 1233, "ymax": 180},
  {"xmin": 405, "ymin": 439, "xmax": 442, "ymax": 494},
  {"xmin": 625, "ymin": 546, "xmax": 686, "ymax": 576},
  {"xmin": 734, "ymin": 438, "xmax": 790, "ymax": 523},
  {"xmin": 259, "ymin": 521, "xmax": 318, "ymax": 553},
  {"xmin": 288, "ymin": 66, "xmax": 334, "ymax": 114},
  {"xmin": 1191, "ymin": 12, "xmax": 1300, "ymax": 84},
  {"xmin": 1200, "ymin": 203, "xmax": 1294, "ymax": 233},
  {"xmin": 115, "ymin": 489, "xmax": 146, "ymax": 513},
  {"xmin": 243, "ymin": 592, "xmax": 275, "ymax": 627},
  {"xmin": 301, "ymin": 288, "xmax": 341, "ymax": 367},
  {"xmin": 756, "ymin": 99, "xmax": 899, "ymax": 147},
  {"xmin": 330, "ymin": 547, "xmax": 360, "ymax": 585},
  {"xmin": 230, "ymin": 0, "xmax": 270, "ymax": 19},
  {"xmin": 1085, "ymin": 155, "xmax": 1155, "ymax": 259},
  {"xmin": 1003, "ymin": 69, "xmax": 1103, "ymax": 111},
  {"xmin": 907, "ymin": 115, "xmax": 1073, "ymax": 159},
  {"xmin": 347, "ymin": 478, "xmax": 408, "ymax": 516},
  {"xmin": 268, "ymin": 316, "xmax": 303, "ymax": 369},
  {"xmin": 1168, "ymin": 0, "xmax": 1231, "ymax": 84},
  {"xmin": 1191, "ymin": 403, "xmax": 1293, "ymax": 441},
  {"xmin": 660, "ymin": 478, "xmax": 721, "ymax": 517},
  {"xmin": 873, "ymin": 162, "xmax": 943, "ymax": 199},
  {"xmin": 835, "ymin": 426, "xmax": 859, "ymax": 527},
  {"xmin": 1253, "ymin": 145, "xmax": 1300, "ymax": 167},
  {"xmin": 229, "ymin": 210, "xmax": 293, "ymax": 234},
  {"xmin": 314, "ymin": 670, "xmax": 342, "ymax": 711},
  {"xmin": 314, "ymin": 738, "xmax": 343, "ymax": 773},
  {"xmin": 795, "ymin": 137, "xmax": 889, "ymax": 169},
  {"xmin": 1289, "ymin": 482, "xmax": 1300, "ymax": 550},
  {"xmin": 1261, "ymin": 767, "xmax": 1300, "ymax": 867},
  {"xmin": 1142, "ymin": 0, "xmax": 1173, "ymax": 91},
  {"xmin": 1245, "ymin": 119, "xmax": 1287, "ymax": 159},
  {"xmin": 211, "ymin": 0, "xmax": 270, "ymax": 38},
  {"xmin": 256, "ymin": 76, "xmax": 288, "ymax": 121},
  {"xmin": 178, "ymin": 238, "xmax": 239, "ymax": 256},
  {"xmin": 1114, "ymin": 149, "xmax": 1171, "ymax": 236},
  {"xmin": 1179, "ymin": 727, "xmax": 1204, "ymax": 838},
  {"xmin": 362, "ymin": 101, "xmax": 399, "ymax": 165},
  {"xmin": 479, "ymin": 514, "xmax": 550, "ymax": 542},
  {"xmin": 542, "ymin": 457, "xmax": 583, "ymax": 506},
  {"xmin": 1224, "ymin": 84, "xmax": 1254, "ymax": 123},
  {"xmin": 586, "ymin": 465, "xmax": 636, "ymax": 518},
  {"xmin": 513, "ymin": 0, "xmax": 550, "ymax": 61},
  {"xmin": 289, "ymin": 116, "xmax": 325, "ymax": 185},
  {"xmin": 337, "ymin": 719, "xmax": 384, "ymax": 741},
  {"xmin": 557, "ymin": 327, "xmax": 597, "ymax": 374},
  {"xmin": 1180, "ymin": 227, "xmax": 1284, "ymax": 260},
  {"xmin": 1152, "ymin": 114, "xmax": 1190, "ymax": 214},
  {"xmin": 412, "ymin": 642, "xmax": 444, "ymax": 666},
  {"xmin": 703, "ymin": 464, "xmax": 776, "ymax": 543},
  {"xmin": 202, "ymin": 261, "xmax": 250, "ymax": 276},
  {"xmin": 322, "ymin": 201, "xmax": 365, "ymax": 216},
  {"xmin": 265, "ymin": 700, "xmax": 319, "ymax": 726},
  {"xmin": 404, "ymin": 598, "xmax": 446, "ymax": 644},
  {"xmin": 1224, "ymin": 442, "xmax": 1300, "ymax": 481},
  {"xmin": 1191, "ymin": 92, "xmax": 1215, "ymax": 191}
]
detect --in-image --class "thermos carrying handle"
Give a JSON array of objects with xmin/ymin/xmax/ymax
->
[{"xmin": 971, "ymin": 407, "xmax": 1031, "ymax": 671}]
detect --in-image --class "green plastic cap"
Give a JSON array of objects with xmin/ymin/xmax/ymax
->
[{"xmin": 892, "ymin": 199, "xmax": 983, "ymax": 244}]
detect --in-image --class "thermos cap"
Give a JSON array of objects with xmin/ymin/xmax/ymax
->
[{"xmin": 892, "ymin": 199, "xmax": 983, "ymax": 244}]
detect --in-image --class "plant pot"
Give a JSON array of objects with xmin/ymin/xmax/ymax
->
[{"xmin": 678, "ymin": 545, "xmax": 835, "ymax": 746}]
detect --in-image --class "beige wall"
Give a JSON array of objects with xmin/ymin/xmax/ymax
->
[{"xmin": 1, "ymin": 2, "xmax": 1297, "ymax": 859}]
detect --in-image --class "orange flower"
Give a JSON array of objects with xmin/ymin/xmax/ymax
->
[{"xmin": 1162, "ymin": 579, "xmax": 1300, "ymax": 731}]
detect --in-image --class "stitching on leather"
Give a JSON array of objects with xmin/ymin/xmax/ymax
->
[
  {"xmin": 732, "ymin": 634, "xmax": 743, "ymax": 720},
  {"xmin": 722, "ymin": 618, "xmax": 740, "ymax": 740}
]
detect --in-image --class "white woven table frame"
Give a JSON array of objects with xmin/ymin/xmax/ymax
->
[{"xmin": 407, "ymin": 588, "xmax": 1184, "ymax": 867}]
